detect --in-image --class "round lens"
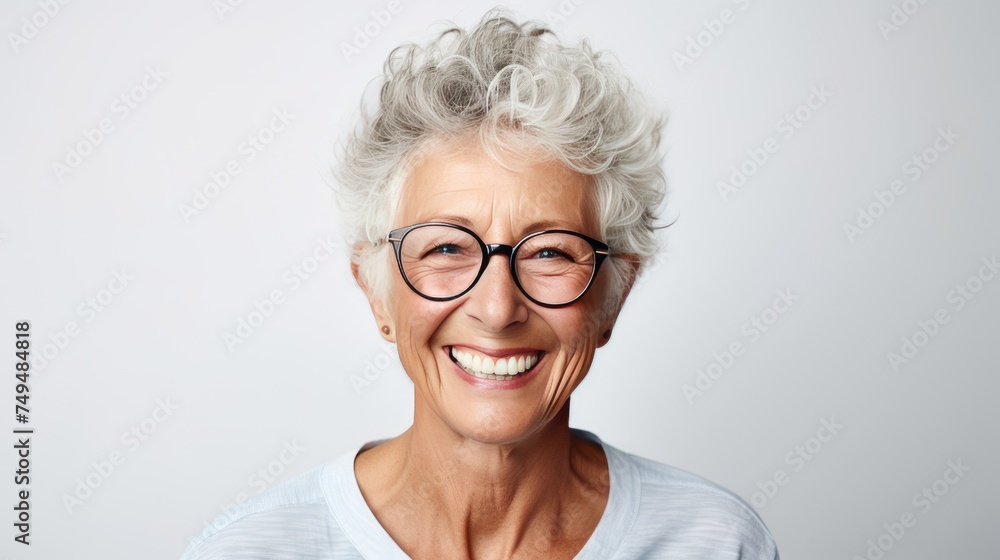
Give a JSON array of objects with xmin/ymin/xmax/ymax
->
[
  {"xmin": 514, "ymin": 232, "xmax": 596, "ymax": 305},
  {"xmin": 398, "ymin": 225, "xmax": 483, "ymax": 299}
]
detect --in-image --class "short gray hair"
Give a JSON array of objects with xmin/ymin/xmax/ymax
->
[{"xmin": 333, "ymin": 9, "xmax": 667, "ymax": 313}]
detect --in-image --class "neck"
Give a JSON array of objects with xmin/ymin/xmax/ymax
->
[{"xmin": 356, "ymin": 398, "xmax": 608, "ymax": 558}]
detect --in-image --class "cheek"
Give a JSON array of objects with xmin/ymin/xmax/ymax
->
[
  {"xmin": 543, "ymin": 308, "xmax": 601, "ymax": 359},
  {"xmin": 586, "ymin": 268, "xmax": 616, "ymax": 327},
  {"xmin": 391, "ymin": 297, "xmax": 455, "ymax": 354},
  {"xmin": 565, "ymin": 291, "xmax": 612, "ymax": 348}
]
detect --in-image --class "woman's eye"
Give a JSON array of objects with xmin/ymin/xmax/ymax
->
[
  {"xmin": 535, "ymin": 248, "xmax": 571, "ymax": 260},
  {"xmin": 429, "ymin": 244, "xmax": 461, "ymax": 255}
]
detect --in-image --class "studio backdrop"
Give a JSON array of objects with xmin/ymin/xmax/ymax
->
[{"xmin": 1, "ymin": 0, "xmax": 996, "ymax": 558}]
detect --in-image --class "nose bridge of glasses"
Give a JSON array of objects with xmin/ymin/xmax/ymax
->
[
  {"xmin": 483, "ymin": 243, "xmax": 514, "ymax": 260},
  {"xmin": 480, "ymin": 243, "xmax": 518, "ymax": 285},
  {"xmin": 474, "ymin": 243, "xmax": 523, "ymax": 297}
]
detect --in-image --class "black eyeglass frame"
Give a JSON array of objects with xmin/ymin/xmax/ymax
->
[{"xmin": 385, "ymin": 222, "xmax": 610, "ymax": 308}]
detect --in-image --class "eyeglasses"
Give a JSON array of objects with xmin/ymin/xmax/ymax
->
[{"xmin": 385, "ymin": 222, "xmax": 610, "ymax": 307}]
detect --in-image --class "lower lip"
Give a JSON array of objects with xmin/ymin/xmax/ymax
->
[{"xmin": 448, "ymin": 349, "xmax": 543, "ymax": 390}]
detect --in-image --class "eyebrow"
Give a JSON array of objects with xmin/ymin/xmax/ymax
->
[
  {"xmin": 521, "ymin": 220, "xmax": 571, "ymax": 232},
  {"xmin": 418, "ymin": 217, "xmax": 586, "ymax": 236},
  {"xmin": 420, "ymin": 215, "xmax": 476, "ymax": 228}
]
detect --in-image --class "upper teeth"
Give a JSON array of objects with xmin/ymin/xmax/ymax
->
[{"xmin": 450, "ymin": 347, "xmax": 539, "ymax": 376}]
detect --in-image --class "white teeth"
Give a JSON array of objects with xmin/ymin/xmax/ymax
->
[{"xmin": 449, "ymin": 347, "xmax": 541, "ymax": 379}]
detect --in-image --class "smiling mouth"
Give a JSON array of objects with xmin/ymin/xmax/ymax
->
[{"xmin": 448, "ymin": 347, "xmax": 543, "ymax": 381}]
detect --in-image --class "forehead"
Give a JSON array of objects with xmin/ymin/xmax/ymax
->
[{"xmin": 396, "ymin": 143, "xmax": 598, "ymax": 237}]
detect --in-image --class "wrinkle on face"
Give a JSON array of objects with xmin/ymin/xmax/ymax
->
[{"xmin": 385, "ymin": 138, "xmax": 609, "ymax": 447}]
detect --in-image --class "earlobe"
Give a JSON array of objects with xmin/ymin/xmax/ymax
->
[{"xmin": 597, "ymin": 328, "xmax": 613, "ymax": 348}]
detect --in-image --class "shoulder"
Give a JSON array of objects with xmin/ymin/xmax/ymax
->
[
  {"xmin": 180, "ymin": 463, "xmax": 352, "ymax": 560},
  {"xmin": 605, "ymin": 442, "xmax": 780, "ymax": 559}
]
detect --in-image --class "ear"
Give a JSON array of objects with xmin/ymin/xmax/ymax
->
[
  {"xmin": 597, "ymin": 255, "xmax": 642, "ymax": 348},
  {"xmin": 351, "ymin": 248, "xmax": 395, "ymax": 343}
]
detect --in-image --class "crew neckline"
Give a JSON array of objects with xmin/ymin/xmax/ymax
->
[{"xmin": 321, "ymin": 428, "xmax": 640, "ymax": 559}]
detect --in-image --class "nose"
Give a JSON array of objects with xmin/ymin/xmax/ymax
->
[{"xmin": 462, "ymin": 252, "xmax": 529, "ymax": 331}]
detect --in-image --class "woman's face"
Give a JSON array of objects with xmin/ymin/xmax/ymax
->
[{"xmin": 361, "ymin": 143, "xmax": 622, "ymax": 445}]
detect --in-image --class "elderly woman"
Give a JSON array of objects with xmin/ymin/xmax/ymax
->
[{"xmin": 183, "ymin": 10, "xmax": 778, "ymax": 560}]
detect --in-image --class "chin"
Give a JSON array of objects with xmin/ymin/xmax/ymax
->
[{"xmin": 444, "ymin": 404, "xmax": 547, "ymax": 446}]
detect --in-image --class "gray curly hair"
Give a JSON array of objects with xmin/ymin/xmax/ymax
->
[{"xmin": 333, "ymin": 9, "xmax": 667, "ymax": 315}]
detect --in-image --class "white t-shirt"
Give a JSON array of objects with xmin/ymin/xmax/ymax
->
[{"xmin": 181, "ymin": 429, "xmax": 779, "ymax": 559}]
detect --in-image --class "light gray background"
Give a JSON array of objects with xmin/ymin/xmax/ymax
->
[{"xmin": 1, "ymin": 0, "xmax": 997, "ymax": 558}]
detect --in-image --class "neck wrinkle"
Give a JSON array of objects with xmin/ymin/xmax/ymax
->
[{"xmin": 396, "ymin": 400, "xmax": 579, "ymax": 555}]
